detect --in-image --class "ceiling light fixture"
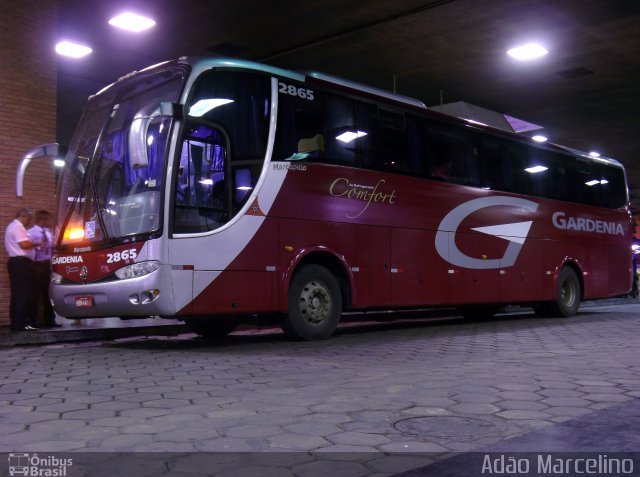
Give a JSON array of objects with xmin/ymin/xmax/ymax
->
[
  {"xmin": 108, "ymin": 12, "xmax": 156, "ymax": 32},
  {"xmin": 55, "ymin": 41, "xmax": 92, "ymax": 58},
  {"xmin": 507, "ymin": 43, "xmax": 548, "ymax": 61},
  {"xmin": 532, "ymin": 135, "xmax": 548, "ymax": 143}
]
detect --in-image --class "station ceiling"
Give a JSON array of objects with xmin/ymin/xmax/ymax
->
[{"xmin": 56, "ymin": 0, "xmax": 640, "ymax": 212}]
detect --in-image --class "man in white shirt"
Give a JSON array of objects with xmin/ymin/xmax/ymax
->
[
  {"xmin": 4, "ymin": 209, "xmax": 38, "ymax": 331},
  {"xmin": 28, "ymin": 210, "xmax": 58, "ymax": 328}
]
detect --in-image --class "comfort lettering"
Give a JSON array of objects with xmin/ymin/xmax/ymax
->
[{"xmin": 329, "ymin": 178, "xmax": 397, "ymax": 218}]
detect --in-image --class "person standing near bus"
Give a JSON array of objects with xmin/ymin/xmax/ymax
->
[
  {"xmin": 4, "ymin": 209, "xmax": 38, "ymax": 331},
  {"xmin": 28, "ymin": 210, "xmax": 58, "ymax": 327}
]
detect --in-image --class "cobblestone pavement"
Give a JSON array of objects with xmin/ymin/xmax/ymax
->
[{"xmin": 1, "ymin": 304, "xmax": 639, "ymax": 475}]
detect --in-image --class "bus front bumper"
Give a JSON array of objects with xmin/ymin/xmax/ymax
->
[{"xmin": 50, "ymin": 265, "xmax": 178, "ymax": 318}]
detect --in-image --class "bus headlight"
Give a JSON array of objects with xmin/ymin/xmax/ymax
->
[{"xmin": 115, "ymin": 261, "xmax": 160, "ymax": 279}]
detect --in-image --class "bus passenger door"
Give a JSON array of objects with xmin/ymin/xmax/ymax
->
[
  {"xmin": 369, "ymin": 226, "xmax": 390, "ymax": 307},
  {"xmin": 168, "ymin": 239, "xmax": 194, "ymax": 315}
]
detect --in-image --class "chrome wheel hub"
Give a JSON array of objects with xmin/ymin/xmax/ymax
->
[{"xmin": 299, "ymin": 280, "xmax": 331, "ymax": 324}]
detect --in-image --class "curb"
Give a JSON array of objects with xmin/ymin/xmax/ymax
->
[{"xmin": 0, "ymin": 297, "xmax": 637, "ymax": 348}]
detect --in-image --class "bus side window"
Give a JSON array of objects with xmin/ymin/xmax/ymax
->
[
  {"xmin": 359, "ymin": 106, "xmax": 412, "ymax": 174},
  {"xmin": 275, "ymin": 89, "xmax": 325, "ymax": 162},
  {"xmin": 502, "ymin": 142, "xmax": 531, "ymax": 195},
  {"xmin": 577, "ymin": 160, "xmax": 601, "ymax": 207},
  {"xmin": 173, "ymin": 122, "xmax": 229, "ymax": 233},
  {"xmin": 324, "ymin": 94, "xmax": 360, "ymax": 167},
  {"xmin": 527, "ymin": 148, "xmax": 568, "ymax": 201},
  {"xmin": 426, "ymin": 124, "xmax": 478, "ymax": 185},
  {"xmin": 478, "ymin": 136, "xmax": 504, "ymax": 190},
  {"xmin": 600, "ymin": 164, "xmax": 627, "ymax": 208},
  {"xmin": 572, "ymin": 157, "xmax": 626, "ymax": 208}
]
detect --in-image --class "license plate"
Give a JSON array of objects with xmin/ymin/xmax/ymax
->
[{"xmin": 75, "ymin": 295, "xmax": 93, "ymax": 308}]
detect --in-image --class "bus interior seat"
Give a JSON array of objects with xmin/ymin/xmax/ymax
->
[{"xmin": 297, "ymin": 133, "xmax": 325, "ymax": 158}]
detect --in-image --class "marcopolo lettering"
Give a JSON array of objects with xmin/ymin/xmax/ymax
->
[
  {"xmin": 552, "ymin": 211, "xmax": 624, "ymax": 236},
  {"xmin": 52, "ymin": 255, "xmax": 84, "ymax": 265}
]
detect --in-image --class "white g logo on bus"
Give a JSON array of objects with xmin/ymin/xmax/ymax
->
[{"xmin": 435, "ymin": 196, "xmax": 539, "ymax": 270}]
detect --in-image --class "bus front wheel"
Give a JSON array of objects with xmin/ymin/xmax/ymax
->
[
  {"xmin": 534, "ymin": 267, "xmax": 581, "ymax": 318},
  {"xmin": 282, "ymin": 265, "xmax": 342, "ymax": 341}
]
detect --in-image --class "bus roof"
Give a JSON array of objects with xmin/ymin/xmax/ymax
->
[{"xmin": 304, "ymin": 71, "xmax": 427, "ymax": 110}]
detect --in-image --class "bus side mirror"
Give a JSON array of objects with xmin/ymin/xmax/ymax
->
[
  {"xmin": 128, "ymin": 101, "xmax": 177, "ymax": 169},
  {"xmin": 16, "ymin": 143, "xmax": 67, "ymax": 197}
]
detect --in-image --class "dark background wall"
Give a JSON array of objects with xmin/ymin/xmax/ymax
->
[{"xmin": 0, "ymin": 1, "xmax": 58, "ymax": 326}]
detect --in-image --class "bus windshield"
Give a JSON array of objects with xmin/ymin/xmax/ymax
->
[{"xmin": 56, "ymin": 66, "xmax": 186, "ymax": 248}]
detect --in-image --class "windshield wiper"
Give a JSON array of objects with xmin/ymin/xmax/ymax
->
[
  {"xmin": 58, "ymin": 156, "xmax": 90, "ymax": 249},
  {"xmin": 90, "ymin": 176, "xmax": 111, "ymax": 241}
]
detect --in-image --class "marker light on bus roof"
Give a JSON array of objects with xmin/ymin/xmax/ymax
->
[
  {"xmin": 506, "ymin": 43, "xmax": 548, "ymax": 61},
  {"xmin": 108, "ymin": 12, "xmax": 156, "ymax": 32},
  {"xmin": 463, "ymin": 118, "xmax": 488, "ymax": 126},
  {"xmin": 336, "ymin": 131, "xmax": 368, "ymax": 143},
  {"xmin": 532, "ymin": 135, "xmax": 548, "ymax": 143},
  {"xmin": 188, "ymin": 99, "xmax": 234, "ymax": 117},
  {"xmin": 55, "ymin": 41, "xmax": 92, "ymax": 58},
  {"xmin": 589, "ymin": 151, "xmax": 601, "ymax": 158},
  {"xmin": 53, "ymin": 159, "xmax": 65, "ymax": 168},
  {"xmin": 525, "ymin": 165, "xmax": 548, "ymax": 174}
]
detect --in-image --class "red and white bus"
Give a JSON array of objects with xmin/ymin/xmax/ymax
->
[{"xmin": 18, "ymin": 57, "xmax": 632, "ymax": 340}]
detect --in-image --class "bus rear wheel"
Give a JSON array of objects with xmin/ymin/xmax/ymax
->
[
  {"xmin": 282, "ymin": 265, "xmax": 342, "ymax": 341},
  {"xmin": 186, "ymin": 317, "xmax": 238, "ymax": 339},
  {"xmin": 534, "ymin": 266, "xmax": 581, "ymax": 318}
]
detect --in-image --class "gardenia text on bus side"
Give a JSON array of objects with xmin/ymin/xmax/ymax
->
[{"xmin": 552, "ymin": 211, "xmax": 625, "ymax": 235}]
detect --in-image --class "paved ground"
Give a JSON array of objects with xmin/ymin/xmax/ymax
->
[{"xmin": 1, "ymin": 303, "xmax": 639, "ymax": 475}]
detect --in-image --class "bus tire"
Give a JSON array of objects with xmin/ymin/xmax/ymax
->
[
  {"xmin": 542, "ymin": 267, "xmax": 581, "ymax": 317},
  {"xmin": 186, "ymin": 317, "xmax": 238, "ymax": 339},
  {"xmin": 282, "ymin": 265, "xmax": 342, "ymax": 341}
]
